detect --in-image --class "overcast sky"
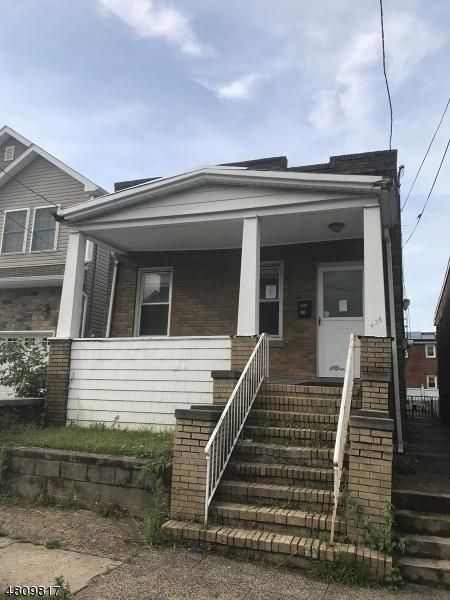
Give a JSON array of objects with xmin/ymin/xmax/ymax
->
[{"xmin": 1, "ymin": 0, "xmax": 449, "ymax": 331}]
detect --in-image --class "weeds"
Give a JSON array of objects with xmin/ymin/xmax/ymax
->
[
  {"xmin": 53, "ymin": 575, "xmax": 72, "ymax": 599},
  {"xmin": 45, "ymin": 539, "xmax": 62, "ymax": 549},
  {"xmin": 144, "ymin": 479, "xmax": 169, "ymax": 546},
  {"xmin": 94, "ymin": 501, "xmax": 128, "ymax": 519},
  {"xmin": 0, "ymin": 520, "xmax": 6, "ymax": 537},
  {"xmin": 311, "ymin": 558, "xmax": 381, "ymax": 587}
]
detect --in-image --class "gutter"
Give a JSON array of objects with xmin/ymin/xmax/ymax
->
[
  {"xmin": 384, "ymin": 227, "xmax": 404, "ymax": 453},
  {"xmin": 106, "ymin": 253, "xmax": 119, "ymax": 338}
]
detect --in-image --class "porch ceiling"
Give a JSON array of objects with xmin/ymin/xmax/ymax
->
[{"xmin": 86, "ymin": 207, "xmax": 364, "ymax": 252}]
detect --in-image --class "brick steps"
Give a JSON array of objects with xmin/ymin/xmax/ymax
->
[
  {"xmin": 211, "ymin": 501, "xmax": 345, "ymax": 536},
  {"xmin": 216, "ymin": 479, "xmax": 335, "ymax": 512},
  {"xmin": 261, "ymin": 383, "xmax": 343, "ymax": 399},
  {"xmin": 247, "ymin": 408, "xmax": 339, "ymax": 428},
  {"xmin": 243, "ymin": 425, "xmax": 335, "ymax": 447},
  {"xmin": 162, "ymin": 520, "xmax": 390, "ymax": 578},
  {"xmin": 225, "ymin": 461, "xmax": 334, "ymax": 489},
  {"xmin": 234, "ymin": 440, "xmax": 334, "ymax": 468},
  {"xmin": 254, "ymin": 395, "xmax": 340, "ymax": 413}
]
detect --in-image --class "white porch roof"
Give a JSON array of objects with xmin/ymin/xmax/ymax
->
[{"xmin": 57, "ymin": 166, "xmax": 393, "ymax": 252}]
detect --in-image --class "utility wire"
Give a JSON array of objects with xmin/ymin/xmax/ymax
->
[
  {"xmin": 379, "ymin": 0, "xmax": 393, "ymax": 150},
  {"xmin": 0, "ymin": 166, "xmax": 60, "ymax": 209},
  {"xmin": 401, "ymin": 96, "xmax": 450, "ymax": 211},
  {"xmin": 403, "ymin": 136, "xmax": 450, "ymax": 247}
]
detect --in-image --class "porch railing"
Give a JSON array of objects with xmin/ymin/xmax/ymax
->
[
  {"xmin": 204, "ymin": 333, "xmax": 269, "ymax": 525},
  {"xmin": 330, "ymin": 333, "xmax": 360, "ymax": 544}
]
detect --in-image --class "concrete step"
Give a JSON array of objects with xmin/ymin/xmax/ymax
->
[
  {"xmin": 234, "ymin": 440, "xmax": 334, "ymax": 468},
  {"xmin": 398, "ymin": 556, "xmax": 450, "ymax": 586},
  {"xmin": 405, "ymin": 534, "xmax": 450, "ymax": 560},
  {"xmin": 254, "ymin": 395, "xmax": 340, "ymax": 414},
  {"xmin": 393, "ymin": 490, "xmax": 450, "ymax": 515},
  {"xmin": 211, "ymin": 501, "xmax": 344, "ymax": 537},
  {"xmin": 243, "ymin": 425, "xmax": 335, "ymax": 447},
  {"xmin": 226, "ymin": 461, "xmax": 334, "ymax": 489},
  {"xmin": 248, "ymin": 408, "xmax": 339, "ymax": 428},
  {"xmin": 396, "ymin": 510, "xmax": 450, "ymax": 537},
  {"xmin": 216, "ymin": 479, "xmax": 334, "ymax": 512},
  {"xmin": 162, "ymin": 520, "xmax": 390, "ymax": 578}
]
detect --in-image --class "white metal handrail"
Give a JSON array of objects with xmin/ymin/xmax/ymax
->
[
  {"xmin": 329, "ymin": 333, "xmax": 360, "ymax": 544},
  {"xmin": 204, "ymin": 333, "xmax": 269, "ymax": 525}
]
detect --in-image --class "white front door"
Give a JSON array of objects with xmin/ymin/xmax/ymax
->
[{"xmin": 317, "ymin": 265, "xmax": 364, "ymax": 377}]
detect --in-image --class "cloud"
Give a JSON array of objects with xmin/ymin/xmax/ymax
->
[
  {"xmin": 97, "ymin": 0, "xmax": 205, "ymax": 56},
  {"xmin": 216, "ymin": 73, "xmax": 261, "ymax": 100}
]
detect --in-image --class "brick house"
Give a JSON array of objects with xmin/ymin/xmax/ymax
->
[
  {"xmin": 0, "ymin": 126, "xmax": 110, "ymax": 397},
  {"xmin": 435, "ymin": 259, "xmax": 450, "ymax": 424},
  {"xmin": 47, "ymin": 150, "xmax": 405, "ymax": 437},
  {"xmin": 405, "ymin": 331, "xmax": 438, "ymax": 396}
]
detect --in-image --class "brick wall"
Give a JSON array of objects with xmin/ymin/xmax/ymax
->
[
  {"xmin": 405, "ymin": 343, "xmax": 438, "ymax": 389},
  {"xmin": 111, "ymin": 239, "xmax": 364, "ymax": 379},
  {"xmin": 46, "ymin": 338, "xmax": 72, "ymax": 424},
  {"xmin": 0, "ymin": 286, "xmax": 61, "ymax": 331}
]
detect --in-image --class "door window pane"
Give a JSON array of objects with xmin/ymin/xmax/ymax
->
[
  {"xmin": 31, "ymin": 207, "xmax": 57, "ymax": 251},
  {"xmin": 2, "ymin": 210, "xmax": 27, "ymax": 253},
  {"xmin": 260, "ymin": 302, "xmax": 279, "ymax": 335},
  {"xmin": 323, "ymin": 269, "xmax": 363, "ymax": 318},
  {"xmin": 260, "ymin": 267, "xmax": 279, "ymax": 300}
]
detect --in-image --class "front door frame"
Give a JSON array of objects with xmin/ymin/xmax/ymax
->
[{"xmin": 316, "ymin": 262, "xmax": 364, "ymax": 378}]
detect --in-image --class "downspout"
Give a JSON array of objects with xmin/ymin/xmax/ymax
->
[
  {"xmin": 384, "ymin": 227, "xmax": 404, "ymax": 453},
  {"xmin": 106, "ymin": 253, "xmax": 119, "ymax": 338}
]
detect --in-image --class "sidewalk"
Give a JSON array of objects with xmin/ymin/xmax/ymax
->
[{"xmin": 0, "ymin": 505, "xmax": 448, "ymax": 599}]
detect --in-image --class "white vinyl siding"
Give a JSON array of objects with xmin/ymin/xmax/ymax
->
[
  {"xmin": 1, "ymin": 209, "xmax": 29, "ymax": 254},
  {"xmin": 0, "ymin": 156, "xmax": 92, "ymax": 268},
  {"xmin": 31, "ymin": 206, "xmax": 58, "ymax": 252},
  {"xmin": 66, "ymin": 337, "xmax": 232, "ymax": 430}
]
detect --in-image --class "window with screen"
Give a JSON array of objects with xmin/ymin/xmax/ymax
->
[
  {"xmin": 1, "ymin": 209, "xmax": 28, "ymax": 253},
  {"xmin": 31, "ymin": 207, "xmax": 57, "ymax": 251},
  {"xmin": 259, "ymin": 264, "xmax": 282, "ymax": 337},
  {"xmin": 138, "ymin": 270, "xmax": 172, "ymax": 335}
]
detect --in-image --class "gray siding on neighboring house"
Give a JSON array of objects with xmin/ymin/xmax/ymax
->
[
  {"xmin": 0, "ymin": 155, "xmax": 91, "ymax": 269},
  {"xmin": 0, "ymin": 136, "xmax": 28, "ymax": 170}
]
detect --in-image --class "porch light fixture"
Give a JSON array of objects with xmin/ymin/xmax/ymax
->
[{"xmin": 328, "ymin": 222, "xmax": 345, "ymax": 233}]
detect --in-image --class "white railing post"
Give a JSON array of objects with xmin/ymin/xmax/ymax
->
[
  {"xmin": 204, "ymin": 333, "xmax": 269, "ymax": 525},
  {"xmin": 329, "ymin": 333, "xmax": 360, "ymax": 544}
]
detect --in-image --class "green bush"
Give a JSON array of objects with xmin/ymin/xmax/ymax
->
[{"xmin": 0, "ymin": 340, "xmax": 48, "ymax": 398}]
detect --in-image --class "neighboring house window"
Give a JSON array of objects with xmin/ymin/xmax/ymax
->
[
  {"xmin": 427, "ymin": 375, "xmax": 437, "ymax": 389},
  {"xmin": 259, "ymin": 263, "xmax": 283, "ymax": 337},
  {"xmin": 4, "ymin": 146, "xmax": 14, "ymax": 161},
  {"xmin": 137, "ymin": 269, "xmax": 172, "ymax": 335},
  {"xmin": 31, "ymin": 206, "xmax": 58, "ymax": 251},
  {"xmin": 425, "ymin": 344, "xmax": 436, "ymax": 358},
  {"xmin": 1, "ymin": 209, "xmax": 28, "ymax": 254}
]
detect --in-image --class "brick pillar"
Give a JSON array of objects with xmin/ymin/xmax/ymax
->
[
  {"xmin": 46, "ymin": 338, "xmax": 72, "ymax": 425},
  {"xmin": 170, "ymin": 407, "xmax": 220, "ymax": 522},
  {"xmin": 359, "ymin": 336, "xmax": 392, "ymax": 412},
  {"xmin": 231, "ymin": 336, "xmax": 258, "ymax": 370},
  {"xmin": 211, "ymin": 370, "xmax": 241, "ymax": 406},
  {"xmin": 347, "ymin": 413, "xmax": 394, "ymax": 540}
]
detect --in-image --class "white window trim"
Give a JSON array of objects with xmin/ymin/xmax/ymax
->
[
  {"xmin": 0, "ymin": 208, "xmax": 30, "ymax": 255},
  {"xmin": 134, "ymin": 267, "xmax": 173, "ymax": 337},
  {"xmin": 259, "ymin": 261, "xmax": 284, "ymax": 339},
  {"xmin": 85, "ymin": 240, "xmax": 94, "ymax": 263},
  {"xmin": 426, "ymin": 375, "xmax": 437, "ymax": 389},
  {"xmin": 4, "ymin": 145, "xmax": 15, "ymax": 161},
  {"xmin": 425, "ymin": 344, "xmax": 436, "ymax": 358},
  {"xmin": 30, "ymin": 205, "xmax": 60, "ymax": 253}
]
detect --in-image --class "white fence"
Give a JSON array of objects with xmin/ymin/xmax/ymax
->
[{"xmin": 67, "ymin": 336, "xmax": 232, "ymax": 430}]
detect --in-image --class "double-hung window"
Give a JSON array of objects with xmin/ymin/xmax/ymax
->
[
  {"xmin": 31, "ymin": 206, "xmax": 58, "ymax": 252},
  {"xmin": 137, "ymin": 269, "xmax": 172, "ymax": 335},
  {"xmin": 259, "ymin": 263, "xmax": 282, "ymax": 337},
  {"xmin": 425, "ymin": 344, "xmax": 436, "ymax": 358},
  {"xmin": 427, "ymin": 375, "xmax": 437, "ymax": 389},
  {"xmin": 1, "ymin": 209, "xmax": 29, "ymax": 254}
]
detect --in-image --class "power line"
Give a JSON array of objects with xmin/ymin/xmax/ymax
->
[
  {"xmin": 379, "ymin": 0, "xmax": 393, "ymax": 150},
  {"xmin": 401, "ymin": 96, "xmax": 450, "ymax": 211},
  {"xmin": 403, "ymin": 136, "xmax": 450, "ymax": 247},
  {"xmin": 0, "ymin": 166, "xmax": 60, "ymax": 209}
]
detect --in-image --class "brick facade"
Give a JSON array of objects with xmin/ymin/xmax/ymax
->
[
  {"xmin": 0, "ymin": 286, "xmax": 61, "ymax": 331},
  {"xmin": 405, "ymin": 342, "xmax": 438, "ymax": 390},
  {"xmin": 111, "ymin": 239, "xmax": 364, "ymax": 379}
]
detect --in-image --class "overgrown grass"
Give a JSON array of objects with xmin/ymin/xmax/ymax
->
[
  {"xmin": 0, "ymin": 424, "xmax": 173, "ymax": 460},
  {"xmin": 311, "ymin": 558, "xmax": 382, "ymax": 588}
]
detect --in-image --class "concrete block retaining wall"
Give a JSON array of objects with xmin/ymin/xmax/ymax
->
[{"xmin": 1, "ymin": 446, "xmax": 171, "ymax": 517}]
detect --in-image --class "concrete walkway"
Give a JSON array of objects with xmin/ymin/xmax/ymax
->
[{"xmin": 0, "ymin": 505, "xmax": 449, "ymax": 599}]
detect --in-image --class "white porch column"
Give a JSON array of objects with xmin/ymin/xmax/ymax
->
[
  {"xmin": 56, "ymin": 231, "xmax": 87, "ymax": 338},
  {"xmin": 237, "ymin": 217, "xmax": 260, "ymax": 336},
  {"xmin": 363, "ymin": 205, "xmax": 387, "ymax": 336}
]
